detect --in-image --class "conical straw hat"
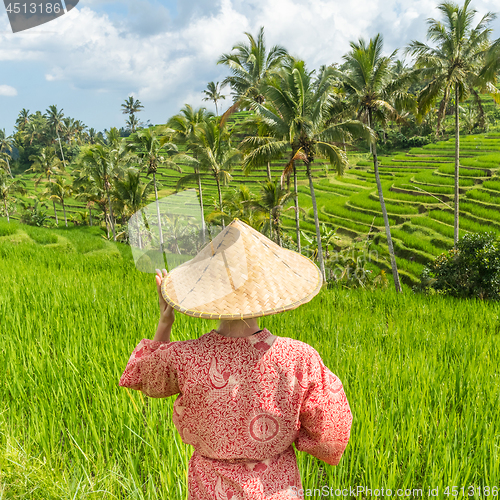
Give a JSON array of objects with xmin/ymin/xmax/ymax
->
[{"xmin": 160, "ymin": 218, "xmax": 323, "ymax": 319}]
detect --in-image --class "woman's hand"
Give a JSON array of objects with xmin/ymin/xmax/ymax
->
[{"xmin": 155, "ymin": 269, "xmax": 175, "ymax": 325}]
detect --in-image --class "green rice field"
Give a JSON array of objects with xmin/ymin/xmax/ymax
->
[{"xmin": 1, "ymin": 221, "xmax": 499, "ymax": 498}]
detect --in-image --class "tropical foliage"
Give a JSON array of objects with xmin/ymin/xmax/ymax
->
[{"xmin": 2, "ymin": 12, "xmax": 500, "ymax": 293}]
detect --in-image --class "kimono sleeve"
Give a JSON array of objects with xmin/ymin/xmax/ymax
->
[
  {"xmin": 294, "ymin": 350, "xmax": 352, "ymax": 466},
  {"xmin": 119, "ymin": 339, "xmax": 180, "ymax": 398}
]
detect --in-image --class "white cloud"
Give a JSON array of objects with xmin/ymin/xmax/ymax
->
[{"xmin": 0, "ymin": 85, "xmax": 17, "ymax": 96}]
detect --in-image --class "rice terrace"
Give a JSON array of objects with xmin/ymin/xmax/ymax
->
[{"xmin": 1, "ymin": 1, "xmax": 500, "ymax": 498}]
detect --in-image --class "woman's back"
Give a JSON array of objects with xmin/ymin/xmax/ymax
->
[{"xmin": 119, "ymin": 327, "xmax": 352, "ymax": 499}]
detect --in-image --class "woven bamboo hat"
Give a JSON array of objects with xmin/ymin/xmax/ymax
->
[{"xmin": 160, "ymin": 218, "xmax": 323, "ymax": 319}]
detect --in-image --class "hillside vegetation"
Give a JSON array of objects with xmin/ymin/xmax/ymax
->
[{"xmin": 6, "ymin": 122, "xmax": 500, "ymax": 287}]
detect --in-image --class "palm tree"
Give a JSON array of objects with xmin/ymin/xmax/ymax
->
[
  {"xmin": 126, "ymin": 128, "xmax": 180, "ymax": 260},
  {"xmin": 72, "ymin": 162, "xmax": 110, "ymax": 229},
  {"xmin": 113, "ymin": 166, "xmax": 155, "ymax": 225},
  {"xmin": 168, "ymin": 105, "xmax": 214, "ymax": 240},
  {"xmin": 27, "ymin": 147, "xmax": 64, "ymax": 186},
  {"xmin": 179, "ymin": 118, "xmax": 240, "ymax": 229},
  {"xmin": 27, "ymin": 147, "xmax": 65, "ymax": 223},
  {"xmin": 0, "ymin": 171, "xmax": 26, "ymax": 222},
  {"xmin": 126, "ymin": 114, "xmax": 141, "ymax": 133},
  {"xmin": 41, "ymin": 175, "xmax": 73, "ymax": 228},
  {"xmin": 23, "ymin": 112, "xmax": 48, "ymax": 146},
  {"xmin": 218, "ymin": 26, "xmax": 289, "ymax": 106},
  {"xmin": 406, "ymin": 0, "xmax": 499, "ymax": 247},
  {"xmin": 208, "ymin": 184, "xmax": 265, "ymax": 231},
  {"xmin": 122, "ymin": 97, "xmax": 144, "ymax": 133},
  {"xmin": 202, "ymin": 81, "xmax": 226, "ymax": 116},
  {"xmin": 45, "ymin": 105, "xmax": 67, "ymax": 168},
  {"xmin": 0, "ymin": 129, "xmax": 13, "ymax": 178},
  {"xmin": 78, "ymin": 132, "xmax": 131, "ymax": 241},
  {"xmin": 241, "ymin": 60, "xmax": 371, "ymax": 281},
  {"xmin": 122, "ymin": 96, "xmax": 144, "ymax": 116},
  {"xmin": 15, "ymin": 108, "xmax": 30, "ymax": 132},
  {"xmin": 335, "ymin": 35, "xmax": 415, "ymax": 292},
  {"xmin": 244, "ymin": 179, "xmax": 294, "ymax": 246}
]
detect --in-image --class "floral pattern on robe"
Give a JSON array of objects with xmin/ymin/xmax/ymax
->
[{"xmin": 119, "ymin": 328, "xmax": 352, "ymax": 499}]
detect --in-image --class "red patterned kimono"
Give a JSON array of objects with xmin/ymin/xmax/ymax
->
[{"xmin": 119, "ymin": 328, "xmax": 352, "ymax": 499}]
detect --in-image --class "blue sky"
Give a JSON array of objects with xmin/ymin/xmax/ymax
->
[{"xmin": 1, "ymin": 0, "xmax": 500, "ymax": 136}]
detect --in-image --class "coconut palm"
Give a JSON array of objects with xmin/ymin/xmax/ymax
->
[
  {"xmin": 335, "ymin": 35, "xmax": 416, "ymax": 292},
  {"xmin": 244, "ymin": 178, "xmax": 294, "ymax": 246},
  {"xmin": 27, "ymin": 147, "xmax": 64, "ymax": 185},
  {"xmin": 41, "ymin": 175, "xmax": 73, "ymax": 228},
  {"xmin": 0, "ymin": 129, "xmax": 13, "ymax": 178},
  {"xmin": 179, "ymin": 118, "xmax": 241, "ymax": 229},
  {"xmin": 207, "ymin": 184, "xmax": 265, "ymax": 231},
  {"xmin": 0, "ymin": 171, "xmax": 26, "ymax": 222},
  {"xmin": 45, "ymin": 105, "xmax": 67, "ymax": 168},
  {"xmin": 126, "ymin": 115, "xmax": 141, "ymax": 133},
  {"xmin": 27, "ymin": 147, "xmax": 65, "ymax": 224},
  {"xmin": 202, "ymin": 81, "xmax": 226, "ymax": 116},
  {"xmin": 168, "ymin": 105, "xmax": 214, "ymax": 240},
  {"xmin": 23, "ymin": 112, "xmax": 48, "ymax": 146},
  {"xmin": 218, "ymin": 26, "xmax": 289, "ymax": 106},
  {"xmin": 126, "ymin": 128, "xmax": 180, "ymax": 259},
  {"xmin": 72, "ymin": 164, "xmax": 108, "ymax": 230},
  {"xmin": 122, "ymin": 96, "xmax": 144, "ymax": 116},
  {"xmin": 15, "ymin": 108, "xmax": 31, "ymax": 132},
  {"xmin": 78, "ymin": 133, "xmax": 132, "ymax": 241},
  {"xmin": 241, "ymin": 60, "xmax": 371, "ymax": 281},
  {"xmin": 113, "ymin": 166, "xmax": 155, "ymax": 225},
  {"xmin": 406, "ymin": 0, "xmax": 499, "ymax": 247},
  {"xmin": 122, "ymin": 97, "xmax": 144, "ymax": 133}
]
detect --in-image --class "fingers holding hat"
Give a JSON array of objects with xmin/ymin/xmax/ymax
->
[{"xmin": 155, "ymin": 269, "xmax": 175, "ymax": 324}]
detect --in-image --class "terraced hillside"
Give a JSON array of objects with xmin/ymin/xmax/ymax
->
[
  {"xmin": 6, "ymin": 123, "xmax": 500, "ymax": 286},
  {"xmin": 291, "ymin": 133, "xmax": 500, "ymax": 285}
]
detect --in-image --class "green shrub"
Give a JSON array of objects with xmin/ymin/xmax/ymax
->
[{"xmin": 419, "ymin": 232, "xmax": 500, "ymax": 300}]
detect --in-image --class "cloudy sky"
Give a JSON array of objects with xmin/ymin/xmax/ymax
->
[{"xmin": 1, "ymin": 0, "xmax": 500, "ymax": 135}]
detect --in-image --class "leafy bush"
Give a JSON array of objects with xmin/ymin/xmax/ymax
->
[
  {"xmin": 19, "ymin": 199, "xmax": 53, "ymax": 228},
  {"xmin": 419, "ymin": 232, "xmax": 500, "ymax": 300}
]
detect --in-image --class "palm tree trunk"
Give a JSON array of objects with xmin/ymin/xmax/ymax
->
[
  {"xmin": 454, "ymin": 85, "xmax": 460, "ymax": 248},
  {"xmin": 306, "ymin": 163, "xmax": 325, "ymax": 283},
  {"xmin": 62, "ymin": 200, "xmax": 68, "ymax": 228},
  {"xmin": 367, "ymin": 113, "xmax": 373, "ymax": 154},
  {"xmin": 215, "ymin": 173, "xmax": 225, "ymax": 229},
  {"xmin": 103, "ymin": 207, "xmax": 110, "ymax": 239},
  {"xmin": 89, "ymin": 206, "xmax": 93, "ymax": 227},
  {"xmin": 3, "ymin": 199, "xmax": 9, "ymax": 223},
  {"xmin": 106, "ymin": 185, "xmax": 116, "ymax": 242},
  {"xmin": 197, "ymin": 171, "xmax": 206, "ymax": 244},
  {"xmin": 276, "ymin": 210, "xmax": 282, "ymax": 247},
  {"xmin": 370, "ymin": 110, "xmax": 402, "ymax": 292},
  {"xmin": 6, "ymin": 157, "xmax": 13, "ymax": 178},
  {"xmin": 53, "ymin": 201, "xmax": 59, "ymax": 225},
  {"xmin": 267, "ymin": 162, "xmax": 271, "ymax": 181},
  {"xmin": 269, "ymin": 209, "xmax": 273, "ymax": 240},
  {"xmin": 152, "ymin": 172, "xmax": 167, "ymax": 269},
  {"xmin": 56, "ymin": 131, "xmax": 66, "ymax": 169},
  {"xmin": 293, "ymin": 163, "xmax": 301, "ymax": 254}
]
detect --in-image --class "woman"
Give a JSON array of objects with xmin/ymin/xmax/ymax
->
[{"xmin": 119, "ymin": 219, "xmax": 352, "ymax": 499}]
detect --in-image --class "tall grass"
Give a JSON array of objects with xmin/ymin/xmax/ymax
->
[{"xmin": 1, "ymin": 233, "xmax": 499, "ymax": 498}]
